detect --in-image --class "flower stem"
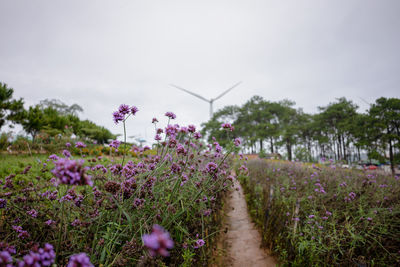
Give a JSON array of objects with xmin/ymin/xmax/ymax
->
[{"xmin": 122, "ymin": 120, "xmax": 127, "ymax": 166}]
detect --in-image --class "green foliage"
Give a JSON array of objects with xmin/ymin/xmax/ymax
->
[
  {"xmin": 0, "ymin": 82, "xmax": 24, "ymax": 130},
  {"xmin": 0, "ymin": 132, "xmax": 12, "ymax": 150},
  {"xmin": 77, "ymin": 119, "xmax": 115, "ymax": 144}
]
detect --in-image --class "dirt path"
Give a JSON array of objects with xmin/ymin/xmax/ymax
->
[{"xmin": 213, "ymin": 179, "xmax": 277, "ymax": 267}]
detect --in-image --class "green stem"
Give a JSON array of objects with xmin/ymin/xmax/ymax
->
[
  {"xmin": 122, "ymin": 120, "xmax": 127, "ymax": 166},
  {"xmin": 56, "ymin": 201, "xmax": 65, "ymax": 261}
]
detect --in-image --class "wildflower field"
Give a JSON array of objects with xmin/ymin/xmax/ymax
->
[
  {"xmin": 239, "ymin": 159, "xmax": 400, "ymax": 266},
  {"xmin": 0, "ymin": 105, "xmax": 241, "ymax": 266}
]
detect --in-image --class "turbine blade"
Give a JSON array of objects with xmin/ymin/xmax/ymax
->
[
  {"xmin": 170, "ymin": 84, "xmax": 210, "ymax": 102},
  {"xmin": 213, "ymin": 81, "xmax": 242, "ymax": 101}
]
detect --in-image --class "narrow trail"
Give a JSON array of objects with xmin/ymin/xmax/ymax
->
[{"xmin": 213, "ymin": 179, "xmax": 277, "ymax": 267}]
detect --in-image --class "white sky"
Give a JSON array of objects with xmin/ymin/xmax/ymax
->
[{"xmin": 1, "ymin": 0, "xmax": 399, "ymax": 143}]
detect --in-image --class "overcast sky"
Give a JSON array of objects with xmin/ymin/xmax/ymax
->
[{"xmin": 1, "ymin": 0, "xmax": 399, "ymax": 143}]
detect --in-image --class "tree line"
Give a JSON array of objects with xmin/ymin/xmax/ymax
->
[
  {"xmin": 201, "ymin": 95, "xmax": 400, "ymax": 174},
  {"xmin": 0, "ymin": 82, "xmax": 115, "ymax": 144}
]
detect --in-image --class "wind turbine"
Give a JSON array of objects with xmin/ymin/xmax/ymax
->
[{"xmin": 170, "ymin": 82, "xmax": 242, "ymax": 118}]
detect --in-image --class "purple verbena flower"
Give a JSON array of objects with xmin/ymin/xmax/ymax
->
[
  {"xmin": 65, "ymin": 142, "xmax": 71, "ymax": 148},
  {"xmin": 221, "ymin": 123, "xmax": 234, "ymax": 131},
  {"xmin": 142, "ymin": 224, "xmax": 174, "ymax": 257},
  {"xmin": 188, "ymin": 125, "xmax": 196, "ymax": 133},
  {"xmin": 0, "ymin": 251, "xmax": 12, "ymax": 266},
  {"xmin": 193, "ymin": 132, "xmax": 202, "ymax": 139},
  {"xmin": 112, "ymin": 111, "xmax": 124, "ymax": 124},
  {"xmin": 67, "ymin": 253, "xmax": 94, "ymax": 267},
  {"xmin": 45, "ymin": 220, "xmax": 56, "ymax": 226},
  {"xmin": 130, "ymin": 106, "xmax": 139, "ymax": 115},
  {"xmin": 193, "ymin": 239, "xmax": 205, "ymax": 249},
  {"xmin": 234, "ymin": 138, "xmax": 241, "ymax": 146},
  {"xmin": 49, "ymin": 154, "xmax": 59, "ymax": 161},
  {"xmin": 0, "ymin": 199, "xmax": 6, "ymax": 209},
  {"xmin": 109, "ymin": 140, "xmax": 121, "ymax": 149},
  {"xmin": 27, "ymin": 209, "xmax": 38, "ymax": 218},
  {"xmin": 118, "ymin": 104, "xmax": 130, "ymax": 115},
  {"xmin": 206, "ymin": 162, "xmax": 218, "ymax": 174},
  {"xmin": 75, "ymin": 142, "xmax": 86, "ymax": 149},
  {"xmin": 152, "ymin": 117, "xmax": 158, "ymax": 123},
  {"xmin": 51, "ymin": 158, "xmax": 92, "ymax": 186},
  {"xmin": 165, "ymin": 112, "xmax": 176, "ymax": 119},
  {"xmin": 63, "ymin": 150, "xmax": 71, "ymax": 158}
]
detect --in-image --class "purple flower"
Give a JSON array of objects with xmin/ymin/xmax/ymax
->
[
  {"xmin": 118, "ymin": 104, "xmax": 130, "ymax": 115},
  {"xmin": 49, "ymin": 154, "xmax": 59, "ymax": 161},
  {"xmin": 203, "ymin": 209, "xmax": 212, "ymax": 216},
  {"xmin": 308, "ymin": 215, "xmax": 315, "ymax": 219},
  {"xmin": 66, "ymin": 142, "xmax": 71, "ymax": 148},
  {"xmin": 152, "ymin": 117, "xmax": 158, "ymax": 123},
  {"xmin": 193, "ymin": 239, "xmax": 205, "ymax": 249},
  {"xmin": 206, "ymin": 162, "xmax": 218, "ymax": 174},
  {"xmin": 63, "ymin": 150, "xmax": 71, "ymax": 158},
  {"xmin": 27, "ymin": 209, "xmax": 38, "ymax": 218},
  {"xmin": 67, "ymin": 253, "xmax": 94, "ymax": 267},
  {"xmin": 188, "ymin": 125, "xmax": 196, "ymax": 133},
  {"xmin": 179, "ymin": 127, "xmax": 188, "ymax": 133},
  {"xmin": 51, "ymin": 158, "xmax": 93, "ymax": 186},
  {"xmin": 176, "ymin": 144, "xmax": 186, "ymax": 155},
  {"xmin": 0, "ymin": 199, "xmax": 6, "ymax": 209},
  {"xmin": 109, "ymin": 140, "xmax": 121, "ymax": 149},
  {"xmin": 142, "ymin": 224, "xmax": 174, "ymax": 257},
  {"xmin": 130, "ymin": 106, "xmax": 139, "ymax": 115},
  {"xmin": 326, "ymin": 211, "xmax": 332, "ymax": 216},
  {"xmin": 0, "ymin": 251, "xmax": 12, "ymax": 265},
  {"xmin": 154, "ymin": 134, "xmax": 162, "ymax": 141},
  {"xmin": 45, "ymin": 220, "xmax": 55, "ymax": 226},
  {"xmin": 234, "ymin": 138, "xmax": 241, "ymax": 146},
  {"xmin": 165, "ymin": 112, "xmax": 176, "ymax": 119},
  {"xmin": 75, "ymin": 142, "xmax": 86, "ymax": 149},
  {"xmin": 221, "ymin": 123, "xmax": 234, "ymax": 131},
  {"xmin": 17, "ymin": 244, "xmax": 55, "ymax": 266},
  {"xmin": 112, "ymin": 111, "xmax": 124, "ymax": 124},
  {"xmin": 193, "ymin": 132, "xmax": 202, "ymax": 139}
]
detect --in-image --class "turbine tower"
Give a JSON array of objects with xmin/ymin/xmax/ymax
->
[{"xmin": 170, "ymin": 82, "xmax": 242, "ymax": 118}]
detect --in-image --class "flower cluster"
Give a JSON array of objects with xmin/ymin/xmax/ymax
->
[
  {"xmin": 67, "ymin": 253, "xmax": 94, "ymax": 267},
  {"xmin": 113, "ymin": 104, "xmax": 139, "ymax": 124},
  {"xmin": 75, "ymin": 142, "xmax": 86, "ymax": 149},
  {"xmin": 17, "ymin": 243, "xmax": 56, "ymax": 267},
  {"xmin": 221, "ymin": 123, "xmax": 234, "ymax": 131},
  {"xmin": 142, "ymin": 224, "xmax": 174, "ymax": 257},
  {"xmin": 109, "ymin": 140, "xmax": 121, "ymax": 149},
  {"xmin": 51, "ymin": 158, "xmax": 93, "ymax": 186},
  {"xmin": 165, "ymin": 112, "xmax": 176, "ymax": 119}
]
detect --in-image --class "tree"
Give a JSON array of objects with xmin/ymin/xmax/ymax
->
[
  {"xmin": 201, "ymin": 105, "xmax": 240, "ymax": 148},
  {"xmin": 317, "ymin": 98, "xmax": 359, "ymax": 162},
  {"xmin": 78, "ymin": 120, "xmax": 116, "ymax": 144},
  {"xmin": 368, "ymin": 97, "xmax": 400, "ymax": 175},
  {"xmin": 39, "ymin": 99, "xmax": 83, "ymax": 116},
  {"xmin": 0, "ymin": 82, "xmax": 24, "ymax": 130},
  {"xmin": 20, "ymin": 105, "xmax": 46, "ymax": 142}
]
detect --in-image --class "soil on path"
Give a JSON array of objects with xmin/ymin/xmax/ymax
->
[{"xmin": 213, "ymin": 179, "xmax": 277, "ymax": 267}]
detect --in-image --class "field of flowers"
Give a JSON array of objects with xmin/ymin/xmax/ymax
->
[
  {"xmin": 0, "ymin": 105, "xmax": 241, "ymax": 266},
  {"xmin": 238, "ymin": 159, "xmax": 400, "ymax": 266}
]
